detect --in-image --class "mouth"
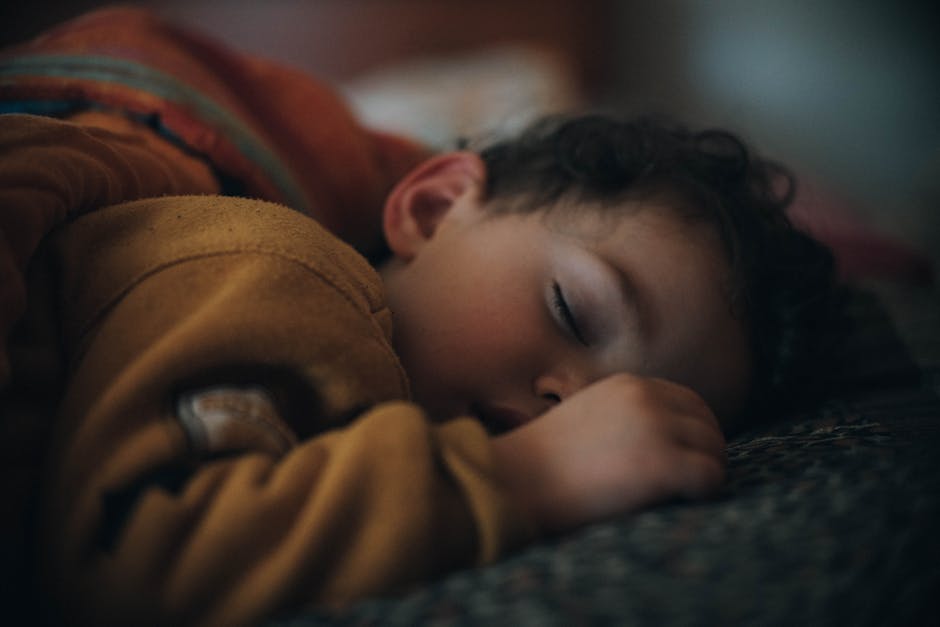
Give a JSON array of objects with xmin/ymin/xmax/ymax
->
[{"xmin": 469, "ymin": 402, "xmax": 532, "ymax": 435}]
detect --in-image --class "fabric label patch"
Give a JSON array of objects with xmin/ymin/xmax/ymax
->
[{"xmin": 176, "ymin": 385, "xmax": 297, "ymax": 457}]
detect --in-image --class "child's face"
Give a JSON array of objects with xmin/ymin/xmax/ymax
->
[{"xmin": 380, "ymin": 154, "xmax": 751, "ymax": 431}]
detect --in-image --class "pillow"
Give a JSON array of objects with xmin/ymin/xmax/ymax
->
[{"xmin": 788, "ymin": 179, "xmax": 934, "ymax": 285}]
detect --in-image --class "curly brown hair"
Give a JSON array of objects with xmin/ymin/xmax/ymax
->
[{"xmin": 476, "ymin": 114, "xmax": 839, "ymax": 425}]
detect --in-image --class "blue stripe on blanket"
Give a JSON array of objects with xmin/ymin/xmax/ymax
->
[{"xmin": 0, "ymin": 54, "xmax": 309, "ymax": 211}]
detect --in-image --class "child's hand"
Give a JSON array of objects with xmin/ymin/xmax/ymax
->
[{"xmin": 490, "ymin": 373, "xmax": 726, "ymax": 532}]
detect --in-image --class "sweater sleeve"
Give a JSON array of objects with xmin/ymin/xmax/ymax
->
[
  {"xmin": 38, "ymin": 196, "xmax": 535, "ymax": 627},
  {"xmin": 0, "ymin": 112, "xmax": 219, "ymax": 386}
]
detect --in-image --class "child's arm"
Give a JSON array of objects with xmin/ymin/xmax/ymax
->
[
  {"xmin": 0, "ymin": 112, "xmax": 219, "ymax": 384},
  {"xmin": 37, "ymin": 196, "xmax": 533, "ymax": 625},
  {"xmin": 491, "ymin": 374, "xmax": 727, "ymax": 532}
]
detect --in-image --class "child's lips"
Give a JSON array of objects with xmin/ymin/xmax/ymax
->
[{"xmin": 469, "ymin": 402, "xmax": 532, "ymax": 435}]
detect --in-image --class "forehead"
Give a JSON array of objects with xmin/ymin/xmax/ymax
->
[{"xmin": 541, "ymin": 197, "xmax": 728, "ymax": 281}]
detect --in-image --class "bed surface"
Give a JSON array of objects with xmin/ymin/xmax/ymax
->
[{"xmin": 274, "ymin": 283, "xmax": 940, "ymax": 626}]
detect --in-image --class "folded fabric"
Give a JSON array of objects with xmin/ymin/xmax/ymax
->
[{"xmin": 0, "ymin": 5, "xmax": 431, "ymax": 254}]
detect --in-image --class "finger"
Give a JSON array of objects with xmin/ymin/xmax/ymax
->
[
  {"xmin": 674, "ymin": 449, "xmax": 726, "ymax": 500},
  {"xmin": 643, "ymin": 377, "xmax": 721, "ymax": 430},
  {"xmin": 671, "ymin": 412, "xmax": 727, "ymax": 461}
]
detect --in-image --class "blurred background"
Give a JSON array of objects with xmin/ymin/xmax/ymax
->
[{"xmin": 2, "ymin": 0, "xmax": 938, "ymax": 277}]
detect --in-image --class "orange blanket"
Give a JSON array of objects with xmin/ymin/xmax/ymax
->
[{"xmin": 0, "ymin": 6, "xmax": 429, "ymax": 240}]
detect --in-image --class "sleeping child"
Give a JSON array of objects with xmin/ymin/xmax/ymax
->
[{"xmin": 0, "ymin": 7, "xmax": 836, "ymax": 626}]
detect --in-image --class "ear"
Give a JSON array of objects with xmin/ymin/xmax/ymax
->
[{"xmin": 382, "ymin": 151, "xmax": 485, "ymax": 261}]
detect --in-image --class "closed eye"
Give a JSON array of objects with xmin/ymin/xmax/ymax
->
[{"xmin": 552, "ymin": 282, "xmax": 588, "ymax": 346}]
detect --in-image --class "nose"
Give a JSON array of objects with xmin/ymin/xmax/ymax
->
[{"xmin": 533, "ymin": 370, "xmax": 589, "ymax": 407}]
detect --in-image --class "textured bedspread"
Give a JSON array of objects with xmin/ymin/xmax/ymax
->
[{"xmin": 275, "ymin": 283, "xmax": 940, "ymax": 626}]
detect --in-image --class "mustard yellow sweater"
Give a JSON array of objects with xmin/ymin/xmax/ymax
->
[{"xmin": 1, "ymin": 114, "xmax": 533, "ymax": 626}]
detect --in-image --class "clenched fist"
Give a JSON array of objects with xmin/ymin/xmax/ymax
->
[{"xmin": 490, "ymin": 373, "xmax": 726, "ymax": 532}]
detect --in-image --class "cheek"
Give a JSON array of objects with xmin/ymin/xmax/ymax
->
[
  {"xmin": 445, "ymin": 286, "xmax": 533, "ymax": 362},
  {"xmin": 427, "ymin": 275, "xmax": 545, "ymax": 388}
]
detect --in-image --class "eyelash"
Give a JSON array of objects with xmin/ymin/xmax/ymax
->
[{"xmin": 552, "ymin": 282, "xmax": 589, "ymax": 346}]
